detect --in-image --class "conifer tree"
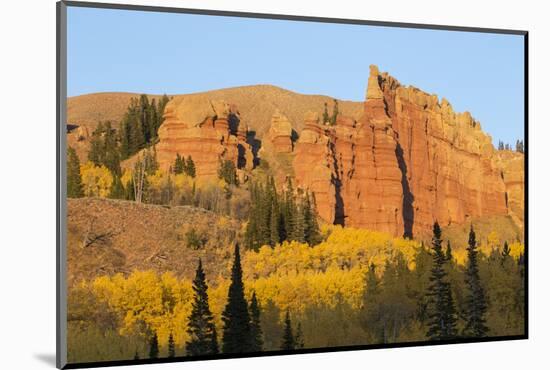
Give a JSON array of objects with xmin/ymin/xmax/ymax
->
[
  {"xmin": 322, "ymin": 102, "xmax": 330, "ymax": 125},
  {"xmin": 502, "ymin": 241, "xmax": 511, "ymax": 257},
  {"xmin": 294, "ymin": 322, "xmax": 304, "ymax": 349},
  {"xmin": 67, "ymin": 146, "xmax": 83, "ymax": 198},
  {"xmin": 88, "ymin": 122, "xmax": 105, "ymax": 165},
  {"xmin": 303, "ymin": 192, "xmax": 321, "ymax": 245},
  {"xmin": 210, "ymin": 326, "xmax": 219, "ymax": 355},
  {"xmin": 186, "ymin": 156, "xmax": 196, "ymax": 178},
  {"xmin": 249, "ymin": 292, "xmax": 264, "ymax": 352},
  {"xmin": 168, "ymin": 332, "xmax": 175, "ymax": 358},
  {"xmin": 426, "ymin": 222, "xmax": 458, "ymax": 340},
  {"xmin": 270, "ymin": 202, "xmax": 280, "ymax": 247},
  {"xmin": 222, "ymin": 244, "xmax": 252, "ymax": 353},
  {"xmin": 280, "ymin": 310, "xmax": 295, "ymax": 350},
  {"xmin": 149, "ymin": 332, "xmax": 159, "ymax": 359},
  {"xmin": 463, "ymin": 226, "xmax": 489, "ymax": 337},
  {"xmin": 109, "ymin": 175, "xmax": 125, "ymax": 199},
  {"xmin": 330, "ymin": 99, "xmax": 339, "ymax": 125},
  {"xmin": 174, "ymin": 154, "xmax": 184, "ymax": 174},
  {"xmin": 445, "ymin": 240, "xmax": 453, "ymax": 262},
  {"xmin": 102, "ymin": 121, "xmax": 121, "ymax": 175},
  {"xmin": 186, "ymin": 259, "xmax": 218, "ymax": 356}
]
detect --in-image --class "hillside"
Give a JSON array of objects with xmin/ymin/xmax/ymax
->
[
  {"xmin": 67, "ymin": 85, "xmax": 364, "ymax": 160},
  {"xmin": 67, "ymin": 198, "xmax": 240, "ymax": 285}
]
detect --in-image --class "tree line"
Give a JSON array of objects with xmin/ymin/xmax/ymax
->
[
  {"xmin": 244, "ymin": 177, "xmax": 321, "ymax": 251},
  {"xmin": 139, "ymin": 244, "xmax": 305, "ymax": 360},
  {"xmin": 497, "ymin": 139, "xmax": 524, "ymax": 153}
]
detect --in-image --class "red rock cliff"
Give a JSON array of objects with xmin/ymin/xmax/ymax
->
[{"xmin": 294, "ymin": 65, "xmax": 522, "ymax": 237}]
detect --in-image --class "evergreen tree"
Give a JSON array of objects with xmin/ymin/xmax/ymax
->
[
  {"xmin": 102, "ymin": 121, "xmax": 121, "ymax": 175},
  {"xmin": 463, "ymin": 226, "xmax": 489, "ymax": 337},
  {"xmin": 270, "ymin": 201, "xmax": 280, "ymax": 247},
  {"xmin": 516, "ymin": 140, "xmax": 524, "ymax": 153},
  {"xmin": 498, "ymin": 141, "xmax": 504, "ymax": 150},
  {"xmin": 445, "ymin": 240, "xmax": 453, "ymax": 262},
  {"xmin": 294, "ymin": 322, "xmax": 304, "ymax": 349},
  {"xmin": 67, "ymin": 146, "xmax": 83, "ymax": 198},
  {"xmin": 149, "ymin": 332, "xmax": 159, "ymax": 359},
  {"xmin": 174, "ymin": 154, "xmax": 184, "ymax": 174},
  {"xmin": 186, "ymin": 156, "xmax": 196, "ymax": 178},
  {"xmin": 222, "ymin": 244, "xmax": 252, "ymax": 353},
  {"xmin": 109, "ymin": 175, "xmax": 125, "ymax": 199},
  {"xmin": 330, "ymin": 99, "xmax": 339, "ymax": 125},
  {"xmin": 88, "ymin": 122, "xmax": 105, "ymax": 165},
  {"xmin": 210, "ymin": 326, "xmax": 219, "ymax": 355},
  {"xmin": 186, "ymin": 259, "xmax": 218, "ymax": 356},
  {"xmin": 303, "ymin": 192, "xmax": 321, "ymax": 245},
  {"xmin": 218, "ymin": 160, "xmax": 238, "ymax": 186},
  {"xmin": 426, "ymin": 222, "xmax": 458, "ymax": 340},
  {"xmin": 502, "ymin": 241, "xmax": 511, "ymax": 257},
  {"xmin": 249, "ymin": 292, "xmax": 264, "ymax": 352},
  {"xmin": 280, "ymin": 310, "xmax": 295, "ymax": 350},
  {"xmin": 322, "ymin": 102, "xmax": 330, "ymax": 125},
  {"xmin": 168, "ymin": 332, "xmax": 176, "ymax": 358}
]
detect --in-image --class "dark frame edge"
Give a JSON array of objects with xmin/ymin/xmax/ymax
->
[
  {"xmin": 62, "ymin": 0, "xmax": 528, "ymax": 35},
  {"xmin": 57, "ymin": 1, "xmax": 68, "ymax": 369}
]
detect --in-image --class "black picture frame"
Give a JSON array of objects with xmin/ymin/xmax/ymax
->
[{"xmin": 56, "ymin": 1, "xmax": 528, "ymax": 368}]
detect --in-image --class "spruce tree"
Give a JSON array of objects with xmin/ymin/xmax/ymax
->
[
  {"xmin": 186, "ymin": 259, "xmax": 218, "ymax": 356},
  {"xmin": 294, "ymin": 322, "xmax": 304, "ymax": 349},
  {"xmin": 270, "ymin": 202, "xmax": 280, "ymax": 247},
  {"xmin": 88, "ymin": 122, "xmax": 104, "ymax": 165},
  {"xmin": 149, "ymin": 332, "xmax": 159, "ymax": 359},
  {"xmin": 322, "ymin": 102, "xmax": 330, "ymax": 125},
  {"xmin": 249, "ymin": 292, "xmax": 264, "ymax": 352},
  {"xmin": 330, "ymin": 99, "xmax": 339, "ymax": 125},
  {"xmin": 109, "ymin": 175, "xmax": 125, "ymax": 199},
  {"xmin": 426, "ymin": 222, "xmax": 458, "ymax": 340},
  {"xmin": 174, "ymin": 154, "xmax": 184, "ymax": 174},
  {"xmin": 502, "ymin": 241, "xmax": 511, "ymax": 257},
  {"xmin": 303, "ymin": 192, "xmax": 321, "ymax": 245},
  {"xmin": 67, "ymin": 146, "xmax": 83, "ymax": 198},
  {"xmin": 222, "ymin": 244, "xmax": 252, "ymax": 353},
  {"xmin": 463, "ymin": 226, "xmax": 489, "ymax": 337},
  {"xmin": 168, "ymin": 332, "xmax": 175, "ymax": 358},
  {"xmin": 280, "ymin": 310, "xmax": 295, "ymax": 350},
  {"xmin": 210, "ymin": 326, "xmax": 219, "ymax": 355},
  {"xmin": 186, "ymin": 156, "xmax": 196, "ymax": 178},
  {"xmin": 445, "ymin": 240, "xmax": 453, "ymax": 262}
]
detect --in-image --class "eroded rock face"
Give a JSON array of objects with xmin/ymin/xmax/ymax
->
[
  {"xmin": 497, "ymin": 151, "xmax": 525, "ymax": 232},
  {"xmin": 294, "ymin": 65, "xmax": 523, "ymax": 237},
  {"xmin": 156, "ymin": 96, "xmax": 253, "ymax": 178},
  {"xmin": 267, "ymin": 109, "xmax": 294, "ymax": 153}
]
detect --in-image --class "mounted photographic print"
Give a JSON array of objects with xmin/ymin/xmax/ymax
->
[{"xmin": 57, "ymin": 1, "xmax": 528, "ymax": 368}]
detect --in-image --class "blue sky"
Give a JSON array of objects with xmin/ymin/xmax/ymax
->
[{"xmin": 67, "ymin": 6, "xmax": 525, "ymax": 145}]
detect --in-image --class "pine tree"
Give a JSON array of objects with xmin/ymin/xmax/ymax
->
[
  {"xmin": 502, "ymin": 241, "xmax": 511, "ymax": 257},
  {"xmin": 186, "ymin": 156, "xmax": 196, "ymax": 178},
  {"xmin": 218, "ymin": 160, "xmax": 237, "ymax": 186},
  {"xmin": 67, "ymin": 146, "xmax": 83, "ymax": 198},
  {"xmin": 322, "ymin": 102, "xmax": 330, "ymax": 125},
  {"xmin": 149, "ymin": 332, "xmax": 159, "ymax": 359},
  {"xmin": 280, "ymin": 310, "xmax": 295, "ymax": 350},
  {"xmin": 102, "ymin": 121, "xmax": 121, "ymax": 175},
  {"xmin": 210, "ymin": 326, "xmax": 219, "ymax": 355},
  {"xmin": 294, "ymin": 322, "xmax": 304, "ymax": 349},
  {"xmin": 463, "ymin": 226, "xmax": 489, "ymax": 338},
  {"xmin": 445, "ymin": 240, "xmax": 453, "ymax": 262},
  {"xmin": 174, "ymin": 154, "xmax": 184, "ymax": 174},
  {"xmin": 88, "ymin": 122, "xmax": 105, "ymax": 165},
  {"xmin": 186, "ymin": 259, "xmax": 218, "ymax": 356},
  {"xmin": 498, "ymin": 141, "xmax": 504, "ymax": 150},
  {"xmin": 168, "ymin": 332, "xmax": 176, "ymax": 358},
  {"xmin": 222, "ymin": 244, "xmax": 252, "ymax": 353},
  {"xmin": 270, "ymin": 201, "xmax": 280, "ymax": 247},
  {"xmin": 303, "ymin": 192, "xmax": 321, "ymax": 245},
  {"xmin": 109, "ymin": 175, "xmax": 125, "ymax": 199},
  {"xmin": 249, "ymin": 292, "xmax": 264, "ymax": 352},
  {"xmin": 426, "ymin": 222, "xmax": 458, "ymax": 340},
  {"xmin": 330, "ymin": 99, "xmax": 339, "ymax": 125}
]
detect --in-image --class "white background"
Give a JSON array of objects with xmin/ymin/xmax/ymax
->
[{"xmin": 0, "ymin": 0, "xmax": 547, "ymax": 369}]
